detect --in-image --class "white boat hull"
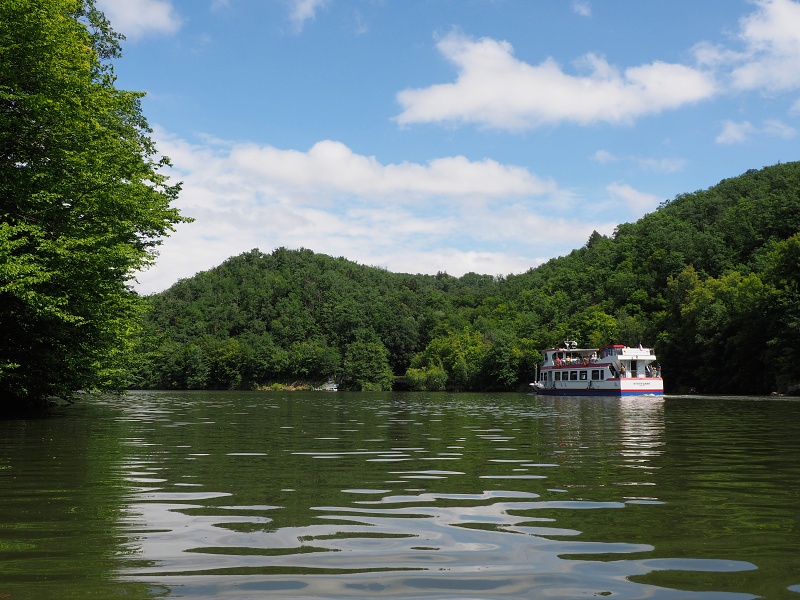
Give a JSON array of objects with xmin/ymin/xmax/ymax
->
[{"xmin": 531, "ymin": 378, "xmax": 663, "ymax": 397}]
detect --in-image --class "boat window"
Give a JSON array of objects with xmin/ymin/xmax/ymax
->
[
  {"xmin": 554, "ymin": 372, "xmax": 561, "ymax": 381},
  {"xmin": 591, "ymin": 369, "xmax": 600, "ymax": 380},
  {"xmin": 570, "ymin": 371, "xmax": 578, "ymax": 381},
  {"xmin": 579, "ymin": 371, "xmax": 587, "ymax": 381}
]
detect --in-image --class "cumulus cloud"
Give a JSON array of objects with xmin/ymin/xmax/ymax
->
[
  {"xmin": 133, "ymin": 131, "xmax": 610, "ymax": 293},
  {"xmin": 591, "ymin": 150, "xmax": 619, "ymax": 164},
  {"xmin": 606, "ymin": 183, "xmax": 661, "ymax": 213},
  {"xmin": 637, "ymin": 157, "xmax": 686, "ymax": 173},
  {"xmin": 716, "ymin": 118, "xmax": 796, "ymax": 143},
  {"xmin": 572, "ymin": 1, "xmax": 592, "ymax": 17},
  {"xmin": 97, "ymin": 0, "xmax": 181, "ymax": 39},
  {"xmin": 591, "ymin": 150, "xmax": 685, "ymax": 173},
  {"xmin": 693, "ymin": 0, "xmax": 800, "ymax": 92},
  {"xmin": 716, "ymin": 120, "xmax": 755, "ymax": 144},
  {"xmin": 288, "ymin": 0, "xmax": 329, "ymax": 30},
  {"xmin": 394, "ymin": 31, "xmax": 716, "ymax": 130},
  {"xmin": 731, "ymin": 0, "xmax": 800, "ymax": 91},
  {"xmin": 761, "ymin": 119, "xmax": 797, "ymax": 138},
  {"xmin": 222, "ymin": 139, "xmax": 556, "ymax": 201}
]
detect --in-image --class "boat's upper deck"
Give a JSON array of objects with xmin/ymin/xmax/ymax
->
[{"xmin": 541, "ymin": 344, "xmax": 657, "ymax": 368}]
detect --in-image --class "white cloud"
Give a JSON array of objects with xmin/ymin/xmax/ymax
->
[
  {"xmin": 716, "ymin": 120, "xmax": 755, "ymax": 144},
  {"xmin": 97, "ymin": 0, "xmax": 181, "ymax": 39},
  {"xmin": 716, "ymin": 118, "xmax": 796, "ymax": 143},
  {"xmin": 692, "ymin": 41, "xmax": 744, "ymax": 69},
  {"xmin": 572, "ymin": 1, "xmax": 591, "ymax": 17},
  {"xmin": 762, "ymin": 118, "xmax": 797, "ymax": 138},
  {"xmin": 591, "ymin": 150, "xmax": 685, "ymax": 173},
  {"xmin": 133, "ymin": 131, "xmax": 611, "ymax": 293},
  {"xmin": 635, "ymin": 157, "xmax": 687, "ymax": 173},
  {"xmin": 591, "ymin": 150, "xmax": 619, "ymax": 164},
  {"xmin": 606, "ymin": 183, "xmax": 661, "ymax": 213},
  {"xmin": 352, "ymin": 10, "xmax": 369, "ymax": 35},
  {"xmin": 288, "ymin": 0, "xmax": 329, "ymax": 30},
  {"xmin": 694, "ymin": 0, "xmax": 800, "ymax": 92},
  {"xmin": 224, "ymin": 139, "xmax": 556, "ymax": 200},
  {"xmin": 730, "ymin": 0, "xmax": 800, "ymax": 91},
  {"xmin": 394, "ymin": 31, "xmax": 716, "ymax": 130}
]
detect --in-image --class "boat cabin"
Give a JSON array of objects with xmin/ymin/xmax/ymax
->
[{"xmin": 539, "ymin": 344, "xmax": 661, "ymax": 382}]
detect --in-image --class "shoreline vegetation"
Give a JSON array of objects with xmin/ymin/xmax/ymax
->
[
  {"xmin": 128, "ymin": 162, "xmax": 800, "ymax": 397},
  {"xmin": 1, "ymin": 0, "xmax": 189, "ymax": 411}
]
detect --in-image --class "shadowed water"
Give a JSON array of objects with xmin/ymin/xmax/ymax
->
[{"xmin": 1, "ymin": 391, "xmax": 799, "ymax": 599}]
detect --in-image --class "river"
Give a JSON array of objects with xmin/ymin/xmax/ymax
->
[{"xmin": 1, "ymin": 391, "xmax": 799, "ymax": 599}]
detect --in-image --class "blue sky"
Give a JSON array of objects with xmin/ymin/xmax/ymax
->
[{"xmin": 96, "ymin": 0, "xmax": 800, "ymax": 294}]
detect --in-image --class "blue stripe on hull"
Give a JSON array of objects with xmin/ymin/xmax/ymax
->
[{"xmin": 536, "ymin": 389, "xmax": 664, "ymax": 397}]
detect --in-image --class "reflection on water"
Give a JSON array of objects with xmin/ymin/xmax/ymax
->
[{"xmin": 2, "ymin": 392, "xmax": 799, "ymax": 599}]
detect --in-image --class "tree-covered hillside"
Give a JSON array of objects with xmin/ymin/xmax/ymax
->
[{"xmin": 131, "ymin": 162, "xmax": 800, "ymax": 394}]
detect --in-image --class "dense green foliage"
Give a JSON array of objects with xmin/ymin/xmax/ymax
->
[
  {"xmin": 0, "ymin": 0, "xmax": 187, "ymax": 409},
  {"xmin": 132, "ymin": 162, "xmax": 800, "ymax": 394}
]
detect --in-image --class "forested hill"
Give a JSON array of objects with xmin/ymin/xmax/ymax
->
[{"xmin": 130, "ymin": 162, "xmax": 800, "ymax": 395}]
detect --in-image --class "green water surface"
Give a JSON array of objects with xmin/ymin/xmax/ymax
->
[{"xmin": 1, "ymin": 392, "xmax": 799, "ymax": 599}]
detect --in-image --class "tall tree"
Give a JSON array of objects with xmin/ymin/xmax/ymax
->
[{"xmin": 0, "ymin": 0, "xmax": 188, "ymax": 408}]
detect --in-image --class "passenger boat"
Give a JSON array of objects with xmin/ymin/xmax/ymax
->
[{"xmin": 530, "ymin": 340, "xmax": 663, "ymax": 397}]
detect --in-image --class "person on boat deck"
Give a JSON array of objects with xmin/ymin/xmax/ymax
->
[{"xmin": 620, "ymin": 365, "xmax": 627, "ymax": 377}]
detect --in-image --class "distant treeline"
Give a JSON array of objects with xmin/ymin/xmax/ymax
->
[{"xmin": 129, "ymin": 162, "xmax": 800, "ymax": 394}]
